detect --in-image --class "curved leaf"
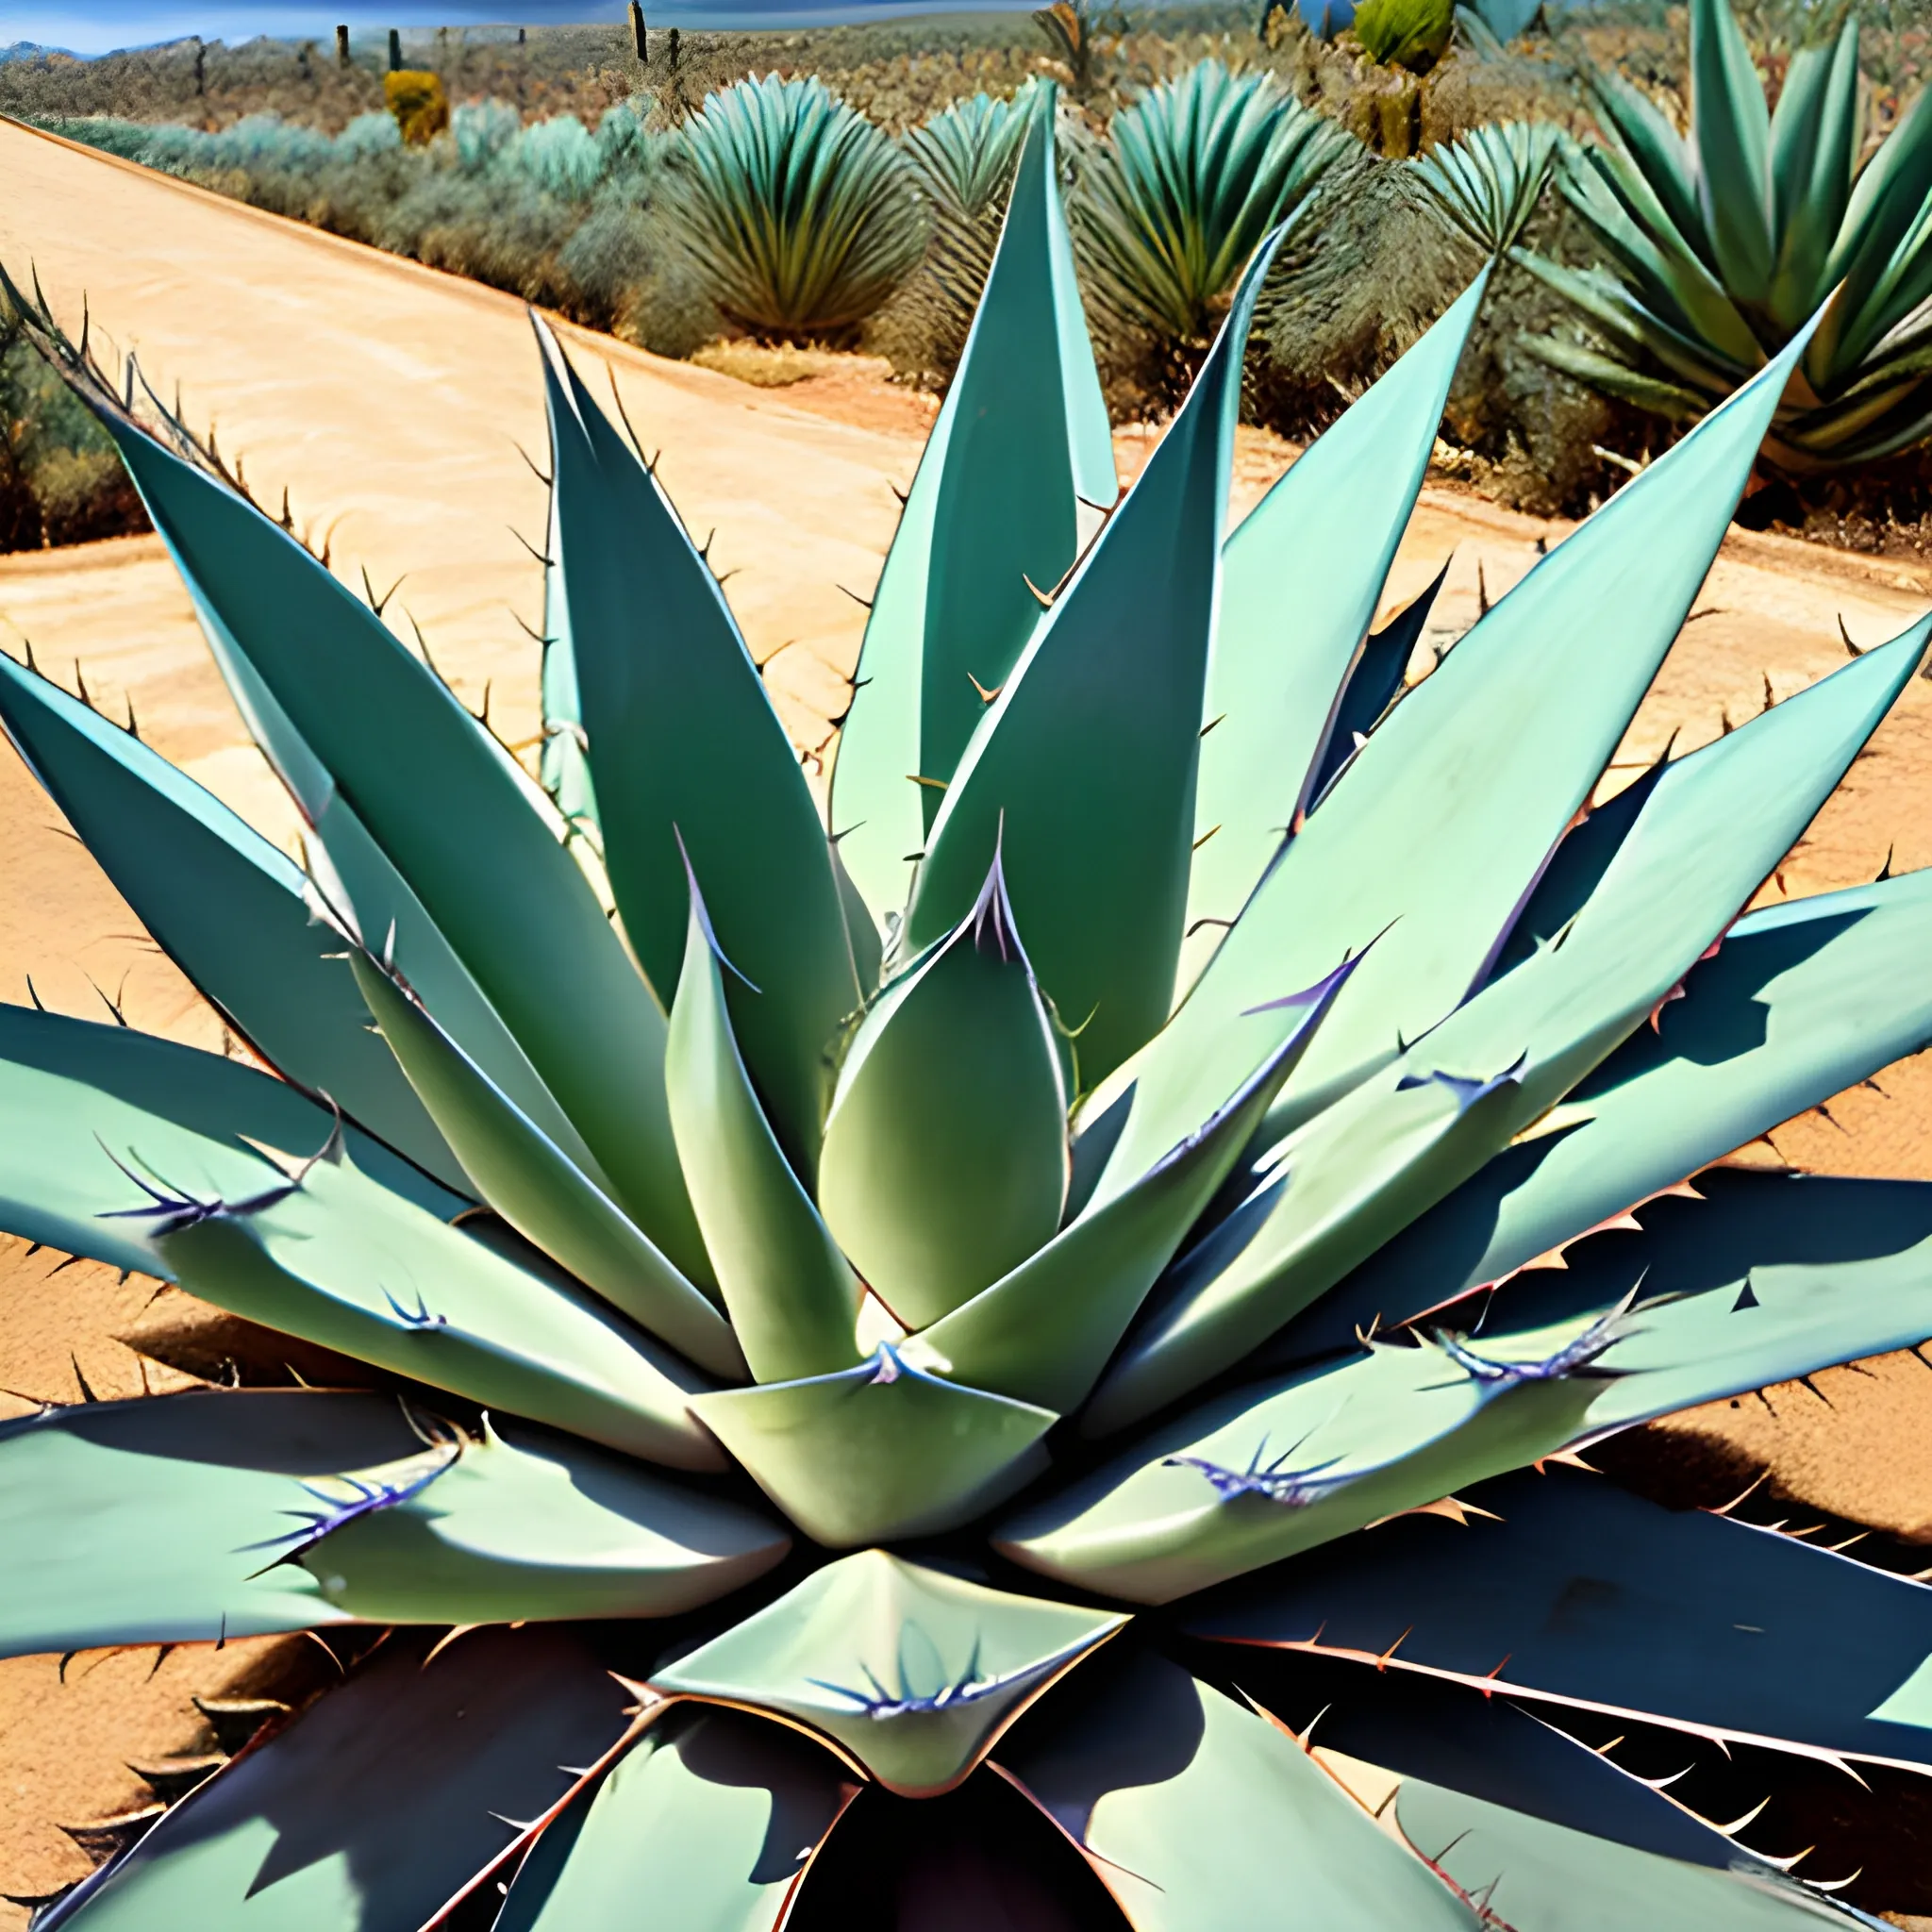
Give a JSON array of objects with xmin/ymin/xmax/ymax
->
[
  {"xmin": 0, "ymin": 1393, "xmax": 788, "ymax": 1658},
  {"xmin": 42, "ymin": 1626, "xmax": 634, "ymax": 1931},
  {"xmin": 665, "ymin": 871, "xmax": 861, "ymax": 1383},
  {"xmin": 148, "ymin": 1143, "xmax": 724, "ymax": 1470},
  {"xmin": 832, "ymin": 90, "xmax": 1114, "ymax": 928},
  {"xmin": 350, "ymin": 954, "xmax": 744, "ymax": 1378},
  {"xmin": 994, "ymin": 1647, "xmax": 1476, "ymax": 1929},
  {"xmin": 1193, "ymin": 1463, "xmax": 1932, "ymax": 1774},
  {"xmin": 0, "ymin": 1003, "xmax": 454, "ymax": 1278},
  {"xmin": 1091, "ymin": 323, "xmax": 1816, "ymax": 1205},
  {"xmin": 902, "ymin": 233, "xmax": 1282, "ymax": 1089},
  {"xmin": 1001, "ymin": 1321, "xmax": 1599, "ymax": 1604},
  {"xmin": 691, "ymin": 1348, "xmax": 1056, "ymax": 1547},
  {"xmin": 653, "ymin": 1551, "xmax": 1125, "ymax": 1796},
  {"xmin": 536, "ymin": 320, "xmax": 857, "ymax": 1173},
  {"xmin": 494, "ymin": 1705, "xmax": 854, "ymax": 1932},
  {"xmin": 0, "ymin": 652, "xmax": 467, "ymax": 1193},
  {"xmin": 1182, "ymin": 275, "xmax": 1487, "ymax": 991},
  {"xmin": 1765, "ymin": 15, "xmax": 1860, "ymax": 331},
  {"xmin": 1689, "ymin": 0, "xmax": 1774, "ymax": 303},
  {"xmin": 94, "ymin": 409, "xmax": 702, "ymax": 1274},
  {"xmin": 819, "ymin": 857, "xmax": 1068, "ymax": 1330},
  {"xmin": 909, "ymin": 960, "xmax": 1353, "ymax": 1414}
]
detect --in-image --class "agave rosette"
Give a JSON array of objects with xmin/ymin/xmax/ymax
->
[
  {"xmin": 1524, "ymin": 0, "xmax": 1932, "ymax": 471},
  {"xmin": 4, "ymin": 93, "xmax": 1932, "ymax": 1931}
]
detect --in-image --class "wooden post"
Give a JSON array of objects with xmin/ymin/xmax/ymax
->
[
  {"xmin": 629, "ymin": 0, "xmax": 647, "ymax": 60},
  {"xmin": 387, "ymin": 26, "xmax": 403, "ymax": 71},
  {"xmin": 335, "ymin": 22, "xmax": 349, "ymax": 65}
]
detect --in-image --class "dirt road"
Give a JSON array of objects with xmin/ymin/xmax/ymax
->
[{"xmin": 4, "ymin": 114, "xmax": 1932, "ymax": 1918}]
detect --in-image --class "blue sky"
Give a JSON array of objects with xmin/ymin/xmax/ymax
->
[{"xmin": 7, "ymin": 0, "xmax": 1035, "ymax": 57}]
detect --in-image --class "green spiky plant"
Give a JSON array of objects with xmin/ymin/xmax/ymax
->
[
  {"xmin": 4, "ymin": 90, "xmax": 1932, "ymax": 1932},
  {"xmin": 1076, "ymin": 60, "xmax": 1357, "ymax": 348},
  {"xmin": 1408, "ymin": 120, "xmax": 1558, "ymax": 256},
  {"xmin": 1522, "ymin": 0, "xmax": 1932, "ymax": 471},
  {"xmin": 1351, "ymin": 0, "xmax": 1455, "ymax": 72},
  {"xmin": 666, "ymin": 72, "xmax": 927, "ymax": 340}
]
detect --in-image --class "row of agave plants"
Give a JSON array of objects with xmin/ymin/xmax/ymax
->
[
  {"xmin": 681, "ymin": 0, "xmax": 1931, "ymax": 475},
  {"xmin": 9, "ymin": 39, "xmax": 1932, "ymax": 1921}
]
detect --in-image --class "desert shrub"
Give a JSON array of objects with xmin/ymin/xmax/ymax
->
[
  {"xmin": 510, "ymin": 111, "xmax": 602, "ymax": 198},
  {"xmin": 667, "ymin": 74, "xmax": 927, "ymax": 340},
  {"xmin": 384, "ymin": 70, "xmax": 448, "ymax": 145},
  {"xmin": 0, "ymin": 300, "xmax": 147, "ymax": 551},
  {"xmin": 1351, "ymin": 0, "xmax": 1455, "ymax": 70},
  {"xmin": 450, "ymin": 99, "xmax": 522, "ymax": 173}
]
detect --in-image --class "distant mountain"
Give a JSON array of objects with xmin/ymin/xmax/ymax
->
[{"xmin": 2, "ymin": 41, "xmax": 79, "ymax": 58}]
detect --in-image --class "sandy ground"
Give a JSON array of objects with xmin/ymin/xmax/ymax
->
[{"xmin": 5, "ymin": 115, "xmax": 1932, "ymax": 1915}]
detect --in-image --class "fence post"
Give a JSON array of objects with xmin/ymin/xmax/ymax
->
[
  {"xmin": 629, "ymin": 0, "xmax": 648, "ymax": 60},
  {"xmin": 335, "ymin": 22, "xmax": 349, "ymax": 65}
]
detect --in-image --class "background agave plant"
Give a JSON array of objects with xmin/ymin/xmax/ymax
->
[
  {"xmin": 1522, "ymin": 0, "xmax": 1932, "ymax": 471},
  {"xmin": 1075, "ymin": 59, "xmax": 1357, "ymax": 348},
  {"xmin": 5, "ymin": 85, "xmax": 1932, "ymax": 1932},
  {"xmin": 666, "ymin": 71, "xmax": 926, "ymax": 338}
]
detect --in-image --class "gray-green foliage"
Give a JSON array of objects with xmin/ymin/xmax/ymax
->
[
  {"xmin": 4, "ymin": 76, "xmax": 1932, "ymax": 1932},
  {"xmin": 1076, "ymin": 58, "xmax": 1358, "ymax": 345},
  {"xmin": 1523, "ymin": 0, "xmax": 1932, "ymax": 470},
  {"xmin": 667, "ymin": 72, "xmax": 928, "ymax": 338}
]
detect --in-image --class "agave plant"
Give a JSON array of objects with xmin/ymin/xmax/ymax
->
[
  {"xmin": 1350, "ymin": 0, "xmax": 1454, "ymax": 73},
  {"xmin": 1076, "ymin": 60, "xmax": 1357, "ymax": 346},
  {"xmin": 6, "ymin": 89, "xmax": 1932, "ymax": 1932},
  {"xmin": 1522, "ymin": 0, "xmax": 1932, "ymax": 470},
  {"xmin": 1409, "ymin": 120, "xmax": 1558, "ymax": 256},
  {"xmin": 667, "ymin": 73, "xmax": 926, "ymax": 338},
  {"xmin": 903, "ymin": 81, "xmax": 1043, "ymax": 224}
]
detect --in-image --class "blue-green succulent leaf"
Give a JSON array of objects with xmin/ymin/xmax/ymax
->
[
  {"xmin": 993, "ymin": 1647, "xmax": 1479, "ymax": 1929},
  {"xmin": 1181, "ymin": 275, "xmax": 1487, "ymax": 992},
  {"xmin": 0, "ymin": 650, "xmax": 466, "ymax": 1193},
  {"xmin": 39, "ymin": 1626, "xmax": 633, "ymax": 1931},
  {"xmin": 1689, "ymin": 0, "xmax": 1775, "ymax": 303},
  {"xmin": 690, "ymin": 1349, "xmax": 1056, "ymax": 1547},
  {"xmin": 1094, "ymin": 323, "xmax": 1817, "ymax": 1194},
  {"xmin": 0, "ymin": 1003, "xmax": 454, "ymax": 1277},
  {"xmin": 147, "ymin": 1143, "xmax": 724, "ymax": 1471},
  {"xmin": 902, "ymin": 231, "xmax": 1283, "ymax": 1089},
  {"xmin": 651, "ymin": 1550, "xmax": 1125, "ymax": 1795},
  {"xmin": 493, "ymin": 1706, "xmax": 852, "ymax": 1932},
  {"xmin": 819, "ymin": 856, "xmax": 1068, "ymax": 1331},
  {"xmin": 94, "ymin": 409, "xmax": 702, "ymax": 1274},
  {"xmin": 908, "ymin": 960, "xmax": 1354, "ymax": 1412},
  {"xmin": 665, "ymin": 866, "xmax": 862, "ymax": 1383},
  {"xmin": 0, "ymin": 1392, "xmax": 788, "ymax": 1658},
  {"xmin": 1195, "ymin": 1462, "xmax": 1932, "ymax": 1774},
  {"xmin": 1765, "ymin": 14, "xmax": 1860, "ymax": 331},
  {"xmin": 350, "ymin": 953, "xmax": 744, "ymax": 1377},
  {"xmin": 536, "ymin": 318, "xmax": 858, "ymax": 1173},
  {"xmin": 1395, "ymin": 1777, "xmax": 1873, "ymax": 1927},
  {"xmin": 832, "ymin": 90, "xmax": 1113, "ymax": 926}
]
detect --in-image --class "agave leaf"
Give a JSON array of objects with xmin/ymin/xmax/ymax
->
[
  {"xmin": 829, "ymin": 832, "xmax": 883, "ymax": 997},
  {"xmin": 910, "ymin": 962, "xmax": 1354, "ymax": 1413},
  {"xmin": 1097, "ymin": 325, "xmax": 1814, "ymax": 1192},
  {"xmin": 0, "ymin": 1004, "xmax": 454, "ymax": 1277},
  {"xmin": 1512, "ymin": 252, "xmax": 1740, "ymax": 397},
  {"xmin": 150, "ymin": 1146, "xmax": 724, "ymax": 1471},
  {"xmin": 93, "ymin": 411, "xmax": 702, "ymax": 1274},
  {"xmin": 1251, "ymin": 1663, "xmax": 1793, "ymax": 1875},
  {"xmin": 1765, "ymin": 14, "xmax": 1860, "ymax": 331},
  {"xmin": 1392, "ymin": 1777, "xmax": 1870, "ymax": 1928},
  {"xmin": 1688, "ymin": 0, "xmax": 1774, "ymax": 304},
  {"xmin": 306, "ymin": 791, "xmax": 604, "ymax": 1184},
  {"xmin": 652, "ymin": 1551, "xmax": 1125, "ymax": 1796},
  {"xmin": 833, "ymin": 93, "xmax": 1114, "ymax": 927},
  {"xmin": 0, "ymin": 1393, "xmax": 787, "ymax": 1658},
  {"xmin": 1289, "ymin": 860, "xmax": 1932, "ymax": 1356},
  {"xmin": 1180, "ymin": 275, "xmax": 1487, "ymax": 994},
  {"xmin": 993, "ymin": 1647, "xmax": 1478, "ymax": 1929},
  {"xmin": 37, "ymin": 1626, "xmax": 634, "ymax": 1930},
  {"xmin": 1590, "ymin": 71, "xmax": 1706, "ymax": 260},
  {"xmin": 0, "ymin": 651, "xmax": 468, "ymax": 1194},
  {"xmin": 819, "ymin": 857, "xmax": 1068, "ymax": 1331},
  {"xmin": 1193, "ymin": 1463, "xmax": 1932, "ymax": 1774},
  {"xmin": 493, "ymin": 1706, "xmax": 854, "ymax": 1932},
  {"xmin": 536, "ymin": 321, "xmax": 858, "ymax": 1174},
  {"xmin": 1306, "ymin": 559, "xmax": 1449, "ymax": 809},
  {"xmin": 665, "ymin": 870, "xmax": 862, "ymax": 1383},
  {"xmin": 903, "ymin": 233, "xmax": 1281, "ymax": 1087},
  {"xmin": 1002, "ymin": 1319, "xmax": 1600, "ymax": 1604},
  {"xmin": 690, "ymin": 1349, "xmax": 1056, "ymax": 1547},
  {"xmin": 537, "ymin": 464, "xmax": 600, "ymax": 838},
  {"xmin": 350, "ymin": 953, "xmax": 744, "ymax": 1377}
]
